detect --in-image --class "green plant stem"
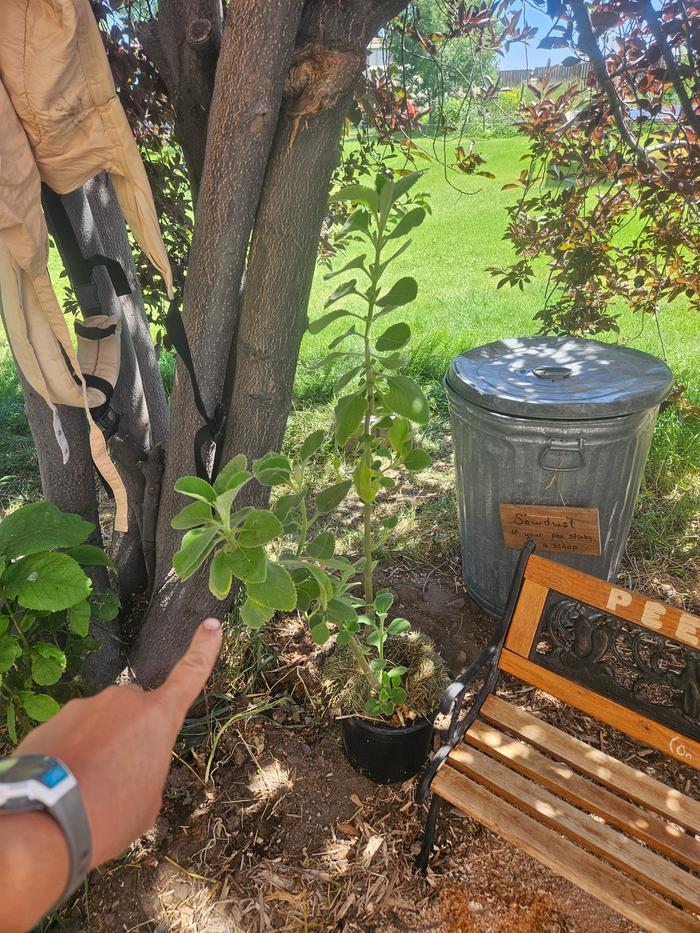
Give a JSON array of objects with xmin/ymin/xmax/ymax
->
[
  {"xmin": 348, "ymin": 634, "xmax": 381, "ymax": 691},
  {"xmin": 3, "ymin": 599, "xmax": 30, "ymax": 652}
]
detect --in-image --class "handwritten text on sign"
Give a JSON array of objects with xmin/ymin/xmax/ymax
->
[{"xmin": 499, "ymin": 504, "xmax": 601, "ymax": 556}]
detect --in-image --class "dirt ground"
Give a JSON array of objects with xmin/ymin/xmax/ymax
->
[{"xmin": 49, "ymin": 559, "xmax": 699, "ymax": 933}]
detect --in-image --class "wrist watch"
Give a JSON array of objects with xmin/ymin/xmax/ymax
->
[{"xmin": 0, "ymin": 755, "xmax": 92, "ymax": 904}]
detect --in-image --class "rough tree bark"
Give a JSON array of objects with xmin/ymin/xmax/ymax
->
[{"xmin": 131, "ymin": 0, "xmax": 409, "ymax": 685}]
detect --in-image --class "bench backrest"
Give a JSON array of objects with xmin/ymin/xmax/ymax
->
[{"xmin": 500, "ymin": 553, "xmax": 700, "ymax": 769}]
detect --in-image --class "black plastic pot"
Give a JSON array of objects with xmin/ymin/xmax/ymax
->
[{"xmin": 340, "ymin": 713, "xmax": 436, "ymax": 784}]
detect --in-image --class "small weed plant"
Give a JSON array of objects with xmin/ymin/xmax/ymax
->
[
  {"xmin": 172, "ymin": 172, "xmax": 443, "ymax": 721},
  {"xmin": 0, "ymin": 502, "xmax": 118, "ymax": 741}
]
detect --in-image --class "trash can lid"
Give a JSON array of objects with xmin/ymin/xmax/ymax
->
[{"xmin": 445, "ymin": 336, "xmax": 673, "ymax": 419}]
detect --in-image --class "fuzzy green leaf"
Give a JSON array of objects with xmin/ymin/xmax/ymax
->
[
  {"xmin": 171, "ymin": 500, "xmax": 214, "ymax": 530},
  {"xmin": 403, "ymin": 448, "xmax": 432, "ymax": 471},
  {"xmin": 387, "ymin": 207, "xmax": 426, "ymax": 240},
  {"xmin": 209, "ymin": 550, "xmax": 234, "ymax": 600},
  {"xmin": 352, "ymin": 461, "xmax": 378, "ymax": 504},
  {"xmin": 0, "ymin": 634, "xmax": 22, "ymax": 673},
  {"xmin": 386, "ymin": 617, "xmax": 411, "ymax": 635},
  {"xmin": 374, "ymin": 589, "xmax": 394, "ymax": 614},
  {"xmin": 69, "ymin": 600, "xmax": 91, "ymax": 637},
  {"xmin": 324, "ymin": 254, "xmax": 367, "ymax": 280},
  {"xmin": 334, "ymin": 365, "xmax": 363, "ymax": 394},
  {"xmin": 299, "ymin": 430, "xmax": 327, "ymax": 463},
  {"xmin": 253, "ymin": 453, "xmax": 292, "ymax": 486},
  {"xmin": 327, "ymin": 598, "xmax": 356, "ymax": 624},
  {"xmin": 383, "ymin": 375, "xmax": 430, "ymax": 425},
  {"xmin": 324, "ymin": 280, "xmax": 358, "ymax": 309},
  {"xmin": 306, "ymin": 531, "xmax": 336, "ymax": 560},
  {"xmin": 393, "ymin": 171, "xmax": 424, "ymax": 201},
  {"xmin": 376, "ymin": 276, "xmax": 418, "ymax": 309},
  {"xmin": 388, "ymin": 417, "xmax": 410, "ymax": 454},
  {"xmin": 316, "ymin": 479, "xmax": 352, "ymax": 515},
  {"xmin": 247, "ymin": 561, "xmax": 297, "ymax": 611},
  {"xmin": 213, "ymin": 455, "xmax": 248, "ymax": 494},
  {"xmin": 174, "ymin": 476, "xmax": 217, "ymax": 503},
  {"xmin": 239, "ymin": 597, "xmax": 274, "ymax": 630},
  {"xmin": 19, "ymin": 691, "xmax": 60, "ymax": 723},
  {"xmin": 376, "ymin": 322, "xmax": 411, "ymax": 352},
  {"xmin": 31, "ymin": 643, "xmax": 66, "ymax": 686},
  {"xmin": 0, "ymin": 502, "xmax": 93, "ymax": 559},
  {"xmin": 329, "ymin": 185, "xmax": 378, "ymax": 210},
  {"xmin": 238, "ymin": 511, "xmax": 283, "ymax": 548},
  {"xmin": 310, "ymin": 621, "xmax": 331, "ymax": 645},
  {"xmin": 273, "ymin": 493, "xmax": 304, "ymax": 521},
  {"xmin": 386, "ymin": 665, "xmax": 408, "ymax": 679},
  {"xmin": 227, "ymin": 546, "xmax": 267, "ymax": 584},
  {"xmin": 173, "ymin": 527, "xmax": 218, "ymax": 581},
  {"xmin": 2, "ymin": 553, "xmax": 90, "ymax": 611},
  {"xmin": 334, "ymin": 393, "xmax": 365, "ymax": 446}
]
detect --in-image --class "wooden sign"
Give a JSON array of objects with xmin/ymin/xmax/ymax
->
[{"xmin": 499, "ymin": 504, "xmax": 601, "ymax": 556}]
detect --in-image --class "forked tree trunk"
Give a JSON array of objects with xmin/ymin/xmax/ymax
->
[{"xmin": 131, "ymin": 0, "xmax": 407, "ymax": 685}]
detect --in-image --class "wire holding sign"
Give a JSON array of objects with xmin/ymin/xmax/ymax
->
[{"xmin": 499, "ymin": 504, "xmax": 601, "ymax": 556}]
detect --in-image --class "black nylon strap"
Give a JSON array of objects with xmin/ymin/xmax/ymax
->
[
  {"xmin": 74, "ymin": 322, "xmax": 118, "ymax": 341},
  {"xmin": 165, "ymin": 301, "xmax": 226, "ymax": 482}
]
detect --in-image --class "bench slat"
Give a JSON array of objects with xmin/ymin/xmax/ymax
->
[
  {"xmin": 432, "ymin": 765, "xmax": 699, "ymax": 933},
  {"xmin": 466, "ymin": 717, "xmax": 700, "ymax": 871},
  {"xmin": 447, "ymin": 744, "xmax": 700, "ymax": 913},
  {"xmin": 482, "ymin": 694, "xmax": 700, "ymax": 833},
  {"xmin": 498, "ymin": 649, "xmax": 700, "ymax": 771}
]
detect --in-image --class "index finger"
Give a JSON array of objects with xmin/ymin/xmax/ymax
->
[{"xmin": 155, "ymin": 618, "xmax": 222, "ymax": 718}]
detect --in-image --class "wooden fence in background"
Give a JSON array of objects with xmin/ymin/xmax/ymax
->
[{"xmin": 498, "ymin": 62, "xmax": 590, "ymax": 87}]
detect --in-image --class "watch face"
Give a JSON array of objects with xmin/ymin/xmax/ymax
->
[{"xmin": 0, "ymin": 755, "xmax": 58, "ymax": 783}]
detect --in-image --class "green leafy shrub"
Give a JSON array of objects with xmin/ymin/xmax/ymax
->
[
  {"xmin": 172, "ymin": 171, "xmax": 447, "ymax": 722},
  {"xmin": 0, "ymin": 502, "xmax": 118, "ymax": 741}
]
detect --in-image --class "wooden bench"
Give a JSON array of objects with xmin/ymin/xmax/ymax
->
[{"xmin": 417, "ymin": 542, "xmax": 700, "ymax": 932}]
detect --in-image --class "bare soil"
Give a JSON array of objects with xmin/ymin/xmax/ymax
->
[{"xmin": 52, "ymin": 565, "xmax": 698, "ymax": 932}]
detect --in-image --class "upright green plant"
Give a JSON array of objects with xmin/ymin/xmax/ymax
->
[
  {"xmin": 0, "ymin": 502, "xmax": 118, "ymax": 741},
  {"xmin": 172, "ymin": 171, "xmax": 436, "ymax": 720}
]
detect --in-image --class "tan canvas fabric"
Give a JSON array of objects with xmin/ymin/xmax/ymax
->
[{"xmin": 0, "ymin": 0, "xmax": 174, "ymax": 533}]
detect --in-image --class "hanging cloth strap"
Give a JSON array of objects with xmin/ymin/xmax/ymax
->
[{"xmin": 165, "ymin": 301, "xmax": 226, "ymax": 483}]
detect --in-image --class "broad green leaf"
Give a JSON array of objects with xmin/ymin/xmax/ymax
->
[
  {"xmin": 384, "ymin": 375, "xmax": 430, "ymax": 424},
  {"xmin": 0, "ymin": 502, "xmax": 93, "ymax": 558},
  {"xmin": 390, "ymin": 686, "xmax": 407, "ymax": 705},
  {"xmin": 212, "ymin": 472, "xmax": 251, "ymax": 507},
  {"xmin": 227, "ymin": 546, "xmax": 267, "ymax": 584},
  {"xmin": 329, "ymin": 325, "xmax": 359, "ymax": 350},
  {"xmin": 173, "ymin": 527, "xmax": 219, "ymax": 581},
  {"xmin": 310, "ymin": 621, "xmax": 331, "ymax": 645},
  {"xmin": 374, "ymin": 589, "xmax": 394, "ymax": 614},
  {"xmin": 6, "ymin": 700, "xmax": 16, "ymax": 744},
  {"xmin": 0, "ymin": 634, "xmax": 22, "ymax": 673},
  {"xmin": 273, "ymin": 492, "xmax": 304, "ymax": 521},
  {"xmin": 2, "ymin": 553, "xmax": 90, "ymax": 611},
  {"xmin": 19, "ymin": 691, "xmax": 60, "ymax": 723},
  {"xmin": 364, "ymin": 698, "xmax": 383, "ymax": 717},
  {"xmin": 324, "ymin": 253, "xmax": 367, "ymax": 280},
  {"xmin": 327, "ymin": 598, "xmax": 356, "ymax": 624},
  {"xmin": 341, "ymin": 209, "xmax": 371, "ymax": 237},
  {"xmin": 239, "ymin": 597, "xmax": 274, "ymax": 630},
  {"xmin": 31, "ymin": 643, "xmax": 66, "ymax": 686},
  {"xmin": 393, "ymin": 171, "xmax": 424, "ymax": 201},
  {"xmin": 209, "ymin": 550, "xmax": 234, "ymax": 600},
  {"xmin": 386, "ymin": 665, "xmax": 408, "ymax": 679},
  {"xmin": 299, "ymin": 430, "xmax": 327, "ymax": 463},
  {"xmin": 334, "ymin": 393, "xmax": 365, "ymax": 446},
  {"xmin": 213, "ymin": 455, "xmax": 248, "ymax": 494},
  {"xmin": 403, "ymin": 448, "xmax": 432, "ymax": 471},
  {"xmin": 253, "ymin": 453, "xmax": 292, "ymax": 486},
  {"xmin": 376, "ymin": 322, "xmax": 410, "ymax": 352},
  {"xmin": 174, "ymin": 476, "xmax": 216, "ymax": 503},
  {"xmin": 387, "ymin": 207, "xmax": 426, "ymax": 240},
  {"xmin": 64, "ymin": 545, "xmax": 113, "ymax": 568},
  {"xmin": 315, "ymin": 480, "xmax": 352, "ymax": 514},
  {"xmin": 92, "ymin": 590, "xmax": 120, "ymax": 623},
  {"xmin": 306, "ymin": 532, "xmax": 335, "ymax": 560},
  {"xmin": 171, "ymin": 500, "xmax": 214, "ymax": 530},
  {"xmin": 377, "ymin": 351, "xmax": 408, "ymax": 370},
  {"xmin": 324, "ymin": 280, "xmax": 358, "ymax": 309},
  {"xmin": 334, "ymin": 365, "xmax": 363, "ymax": 393},
  {"xmin": 353, "ymin": 461, "xmax": 378, "ymax": 504},
  {"xmin": 69, "ymin": 600, "xmax": 91, "ymax": 637},
  {"xmin": 386, "ymin": 617, "xmax": 411, "ymax": 635},
  {"xmin": 247, "ymin": 561, "xmax": 297, "ymax": 611},
  {"xmin": 329, "ymin": 184, "xmax": 378, "ymax": 210},
  {"xmin": 309, "ymin": 350, "xmax": 359, "ymax": 370},
  {"xmin": 378, "ymin": 238, "xmax": 412, "ymax": 275},
  {"xmin": 388, "ymin": 417, "xmax": 410, "ymax": 454},
  {"xmin": 376, "ymin": 276, "xmax": 418, "ymax": 309},
  {"xmin": 237, "ymin": 510, "xmax": 283, "ymax": 548}
]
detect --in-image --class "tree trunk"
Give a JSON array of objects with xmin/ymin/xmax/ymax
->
[{"xmin": 131, "ymin": 1, "xmax": 409, "ymax": 685}]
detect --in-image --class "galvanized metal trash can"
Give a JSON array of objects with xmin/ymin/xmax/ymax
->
[{"xmin": 446, "ymin": 337, "xmax": 673, "ymax": 616}]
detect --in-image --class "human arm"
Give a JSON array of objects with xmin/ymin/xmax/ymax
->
[{"xmin": 0, "ymin": 617, "xmax": 222, "ymax": 932}]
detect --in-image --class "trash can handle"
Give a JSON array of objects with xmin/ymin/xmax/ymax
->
[{"xmin": 538, "ymin": 437, "xmax": 586, "ymax": 471}]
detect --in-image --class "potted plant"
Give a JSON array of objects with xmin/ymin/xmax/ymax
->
[{"xmin": 170, "ymin": 171, "xmax": 447, "ymax": 783}]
